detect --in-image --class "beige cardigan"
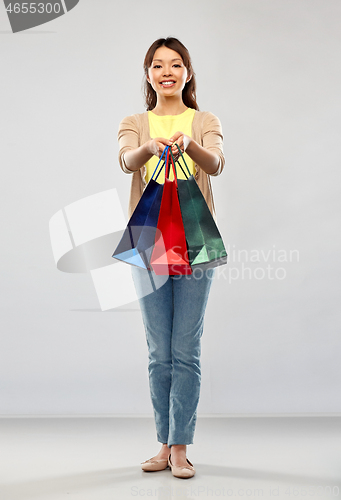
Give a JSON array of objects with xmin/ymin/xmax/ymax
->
[{"xmin": 118, "ymin": 110, "xmax": 225, "ymax": 222}]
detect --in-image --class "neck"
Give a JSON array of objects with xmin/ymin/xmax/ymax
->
[{"xmin": 152, "ymin": 96, "xmax": 188, "ymax": 116}]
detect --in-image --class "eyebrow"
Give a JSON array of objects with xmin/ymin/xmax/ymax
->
[{"xmin": 152, "ymin": 58, "xmax": 183, "ymax": 63}]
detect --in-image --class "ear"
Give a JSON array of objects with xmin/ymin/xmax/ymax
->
[{"xmin": 186, "ymin": 74, "xmax": 192, "ymax": 83}]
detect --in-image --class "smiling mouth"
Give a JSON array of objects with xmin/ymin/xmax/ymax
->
[{"xmin": 160, "ymin": 81, "xmax": 176, "ymax": 87}]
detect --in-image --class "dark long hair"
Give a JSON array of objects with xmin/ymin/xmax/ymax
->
[{"xmin": 143, "ymin": 37, "xmax": 199, "ymax": 111}]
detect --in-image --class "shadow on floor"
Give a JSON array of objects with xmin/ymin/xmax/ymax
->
[{"xmin": 1, "ymin": 465, "xmax": 340, "ymax": 500}]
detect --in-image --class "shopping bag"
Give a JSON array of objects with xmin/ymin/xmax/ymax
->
[
  {"xmin": 172, "ymin": 145, "xmax": 228, "ymax": 270},
  {"xmin": 134, "ymin": 177, "xmax": 164, "ymax": 270},
  {"xmin": 112, "ymin": 147, "xmax": 168, "ymax": 269},
  {"xmin": 150, "ymin": 148, "xmax": 192, "ymax": 276}
]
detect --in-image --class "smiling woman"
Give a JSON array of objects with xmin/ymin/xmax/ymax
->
[
  {"xmin": 116, "ymin": 37, "xmax": 225, "ymax": 479},
  {"xmin": 147, "ymin": 51, "xmax": 190, "ymax": 100},
  {"xmin": 143, "ymin": 38, "xmax": 198, "ymax": 114}
]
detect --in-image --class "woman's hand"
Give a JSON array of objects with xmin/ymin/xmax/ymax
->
[
  {"xmin": 169, "ymin": 131, "xmax": 192, "ymax": 160},
  {"xmin": 147, "ymin": 137, "xmax": 173, "ymax": 158},
  {"xmin": 122, "ymin": 137, "xmax": 171, "ymax": 172}
]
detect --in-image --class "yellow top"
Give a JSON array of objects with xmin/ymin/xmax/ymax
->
[{"xmin": 145, "ymin": 108, "xmax": 196, "ymax": 183}]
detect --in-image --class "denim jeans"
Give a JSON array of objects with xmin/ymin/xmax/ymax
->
[{"xmin": 131, "ymin": 266, "xmax": 215, "ymax": 448}]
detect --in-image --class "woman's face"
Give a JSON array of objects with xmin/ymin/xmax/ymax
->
[{"xmin": 147, "ymin": 46, "xmax": 191, "ymax": 98}]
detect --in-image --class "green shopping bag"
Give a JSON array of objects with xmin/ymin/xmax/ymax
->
[{"xmin": 171, "ymin": 146, "xmax": 227, "ymax": 270}]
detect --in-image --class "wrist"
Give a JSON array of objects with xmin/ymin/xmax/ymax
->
[
  {"xmin": 145, "ymin": 139, "xmax": 153, "ymax": 155},
  {"xmin": 184, "ymin": 135, "xmax": 194, "ymax": 153}
]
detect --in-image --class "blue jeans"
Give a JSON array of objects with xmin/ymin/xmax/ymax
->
[{"xmin": 131, "ymin": 266, "xmax": 215, "ymax": 448}]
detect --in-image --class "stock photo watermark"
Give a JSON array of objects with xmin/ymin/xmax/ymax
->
[
  {"xmin": 49, "ymin": 190, "xmax": 301, "ymax": 310},
  {"xmin": 3, "ymin": 0, "xmax": 79, "ymax": 33},
  {"xmin": 130, "ymin": 484, "xmax": 339, "ymax": 497},
  {"xmin": 171, "ymin": 244, "xmax": 300, "ymax": 283},
  {"xmin": 214, "ymin": 244, "xmax": 299, "ymax": 284}
]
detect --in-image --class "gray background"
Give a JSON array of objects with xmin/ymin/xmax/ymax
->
[{"xmin": 0, "ymin": 0, "xmax": 340, "ymax": 415}]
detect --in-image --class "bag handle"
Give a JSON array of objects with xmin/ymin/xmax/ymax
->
[
  {"xmin": 165, "ymin": 147, "xmax": 179, "ymax": 187},
  {"xmin": 173, "ymin": 143, "xmax": 192, "ymax": 178},
  {"xmin": 149, "ymin": 142, "xmax": 191, "ymax": 184},
  {"xmin": 150, "ymin": 145, "xmax": 169, "ymax": 182},
  {"xmin": 169, "ymin": 148, "xmax": 189, "ymax": 180}
]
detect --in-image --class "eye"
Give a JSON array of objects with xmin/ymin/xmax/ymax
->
[
  {"xmin": 153, "ymin": 65, "xmax": 162, "ymax": 69},
  {"xmin": 173, "ymin": 64, "xmax": 181, "ymax": 68}
]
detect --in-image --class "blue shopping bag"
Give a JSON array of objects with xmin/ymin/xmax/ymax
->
[{"xmin": 112, "ymin": 146, "xmax": 169, "ymax": 269}]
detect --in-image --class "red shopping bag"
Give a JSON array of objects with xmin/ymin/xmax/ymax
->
[{"xmin": 150, "ymin": 148, "xmax": 192, "ymax": 276}]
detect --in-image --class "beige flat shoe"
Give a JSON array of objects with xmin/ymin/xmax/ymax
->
[
  {"xmin": 168, "ymin": 453, "xmax": 196, "ymax": 478},
  {"xmin": 141, "ymin": 456, "xmax": 169, "ymax": 472}
]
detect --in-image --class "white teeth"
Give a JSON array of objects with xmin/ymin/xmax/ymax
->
[{"xmin": 161, "ymin": 81, "xmax": 175, "ymax": 86}]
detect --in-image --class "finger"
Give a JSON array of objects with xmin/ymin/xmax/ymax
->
[
  {"xmin": 156, "ymin": 137, "xmax": 173, "ymax": 146},
  {"xmin": 171, "ymin": 146, "xmax": 178, "ymax": 156},
  {"xmin": 169, "ymin": 131, "xmax": 183, "ymax": 143},
  {"xmin": 172, "ymin": 147, "xmax": 181, "ymax": 161},
  {"xmin": 171, "ymin": 150, "xmax": 180, "ymax": 162},
  {"xmin": 174, "ymin": 138, "xmax": 184, "ymax": 152},
  {"xmin": 158, "ymin": 143, "xmax": 171, "ymax": 157},
  {"xmin": 172, "ymin": 139, "xmax": 183, "ymax": 153}
]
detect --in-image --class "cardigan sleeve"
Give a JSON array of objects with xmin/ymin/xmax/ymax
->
[
  {"xmin": 117, "ymin": 114, "xmax": 140, "ymax": 174},
  {"xmin": 201, "ymin": 112, "xmax": 225, "ymax": 176}
]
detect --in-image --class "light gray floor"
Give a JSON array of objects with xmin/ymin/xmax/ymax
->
[{"xmin": 0, "ymin": 417, "xmax": 340, "ymax": 500}]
